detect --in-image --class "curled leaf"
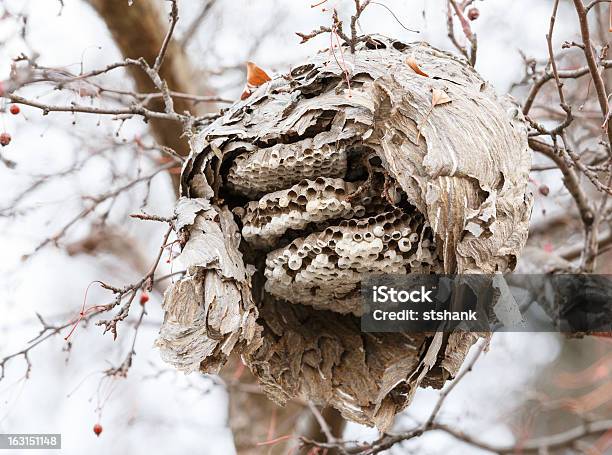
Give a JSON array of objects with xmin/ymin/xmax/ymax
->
[
  {"xmin": 432, "ymin": 88, "xmax": 452, "ymax": 106},
  {"xmin": 241, "ymin": 62, "xmax": 272, "ymax": 100},
  {"xmin": 406, "ymin": 56, "xmax": 429, "ymax": 77},
  {"xmin": 246, "ymin": 61, "xmax": 272, "ymax": 87},
  {"xmin": 417, "ymin": 88, "xmax": 453, "ymax": 142}
]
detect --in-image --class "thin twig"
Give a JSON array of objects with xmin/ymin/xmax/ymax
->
[{"xmin": 153, "ymin": 0, "xmax": 179, "ymax": 72}]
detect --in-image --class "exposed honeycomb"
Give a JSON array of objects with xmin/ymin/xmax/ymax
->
[
  {"xmin": 231, "ymin": 148, "xmax": 442, "ymax": 314},
  {"xmin": 241, "ymin": 177, "xmax": 391, "ymax": 249},
  {"xmin": 263, "ymin": 208, "xmax": 442, "ymax": 315},
  {"xmin": 226, "ymin": 138, "xmax": 347, "ymax": 198}
]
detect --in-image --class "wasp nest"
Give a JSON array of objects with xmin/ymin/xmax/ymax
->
[{"xmin": 156, "ymin": 36, "xmax": 533, "ymax": 430}]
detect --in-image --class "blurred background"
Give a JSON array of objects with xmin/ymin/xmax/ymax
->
[{"xmin": 0, "ymin": 0, "xmax": 610, "ymax": 453}]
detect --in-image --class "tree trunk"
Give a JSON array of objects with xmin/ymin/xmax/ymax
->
[{"xmin": 86, "ymin": 0, "xmax": 211, "ymax": 191}]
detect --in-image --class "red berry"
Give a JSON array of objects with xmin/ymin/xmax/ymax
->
[
  {"xmin": 538, "ymin": 184, "xmax": 550, "ymax": 196},
  {"xmin": 9, "ymin": 104, "xmax": 19, "ymax": 115},
  {"xmin": 467, "ymin": 7, "xmax": 480, "ymax": 21},
  {"xmin": 93, "ymin": 423, "xmax": 103, "ymax": 437},
  {"xmin": 139, "ymin": 291, "xmax": 149, "ymax": 305},
  {"xmin": 0, "ymin": 132, "xmax": 11, "ymax": 147}
]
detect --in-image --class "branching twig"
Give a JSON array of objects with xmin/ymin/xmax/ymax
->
[
  {"xmin": 447, "ymin": 0, "xmax": 478, "ymax": 66},
  {"xmin": 153, "ymin": 0, "xmax": 179, "ymax": 72},
  {"xmin": 0, "ymin": 309, "xmax": 107, "ymax": 381},
  {"xmin": 363, "ymin": 339, "xmax": 487, "ymax": 454},
  {"xmin": 96, "ymin": 224, "xmax": 174, "ymax": 339}
]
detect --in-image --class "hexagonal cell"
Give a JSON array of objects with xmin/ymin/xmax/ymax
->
[
  {"xmin": 241, "ymin": 177, "xmax": 393, "ymax": 249},
  {"xmin": 263, "ymin": 208, "xmax": 442, "ymax": 314},
  {"xmin": 227, "ymin": 136, "xmax": 348, "ymax": 198}
]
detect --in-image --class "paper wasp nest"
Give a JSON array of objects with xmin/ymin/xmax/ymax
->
[{"xmin": 156, "ymin": 37, "xmax": 533, "ymax": 430}]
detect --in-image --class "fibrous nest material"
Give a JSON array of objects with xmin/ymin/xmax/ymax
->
[{"xmin": 156, "ymin": 36, "xmax": 533, "ymax": 430}]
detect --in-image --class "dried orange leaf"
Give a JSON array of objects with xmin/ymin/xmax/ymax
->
[
  {"xmin": 241, "ymin": 62, "xmax": 272, "ymax": 100},
  {"xmin": 240, "ymin": 89, "xmax": 251, "ymax": 101},
  {"xmin": 246, "ymin": 62, "xmax": 271, "ymax": 87},
  {"xmin": 432, "ymin": 88, "xmax": 452, "ymax": 106},
  {"xmin": 406, "ymin": 57, "xmax": 429, "ymax": 77}
]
